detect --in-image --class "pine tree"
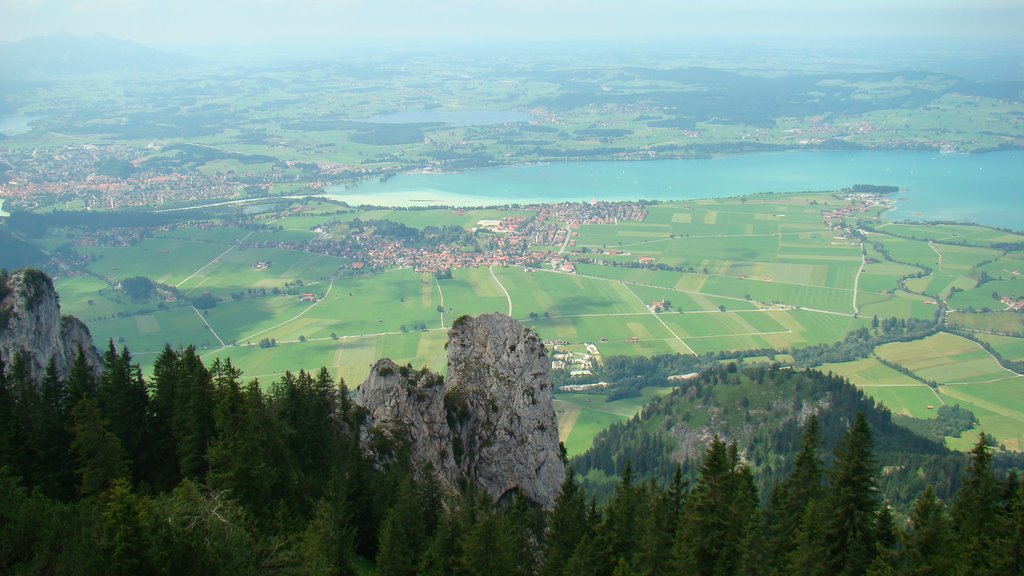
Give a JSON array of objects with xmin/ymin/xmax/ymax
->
[
  {"xmin": 97, "ymin": 342, "xmax": 149, "ymax": 482},
  {"xmin": 148, "ymin": 345, "xmax": 181, "ymax": 491},
  {"xmin": 766, "ymin": 415, "xmax": 824, "ymax": 575},
  {"xmin": 299, "ymin": 487, "xmax": 358, "ymax": 576},
  {"xmin": 65, "ymin": 346, "xmax": 96, "ymax": 404},
  {"xmin": 376, "ymin": 474, "xmax": 427, "ymax": 576},
  {"xmin": 787, "ymin": 499, "xmax": 828, "ymax": 576},
  {"xmin": 823, "ymin": 413, "xmax": 880, "ymax": 576},
  {"xmin": 599, "ymin": 460, "xmax": 646, "ymax": 573},
  {"xmin": 207, "ymin": 369, "xmax": 272, "ymax": 514},
  {"xmin": 7, "ymin": 351, "xmax": 39, "ymax": 487},
  {"xmin": 419, "ymin": 500, "xmax": 466, "ymax": 576},
  {"xmin": 458, "ymin": 494, "xmax": 516, "ymax": 576},
  {"xmin": 950, "ymin": 433, "xmax": 1004, "ymax": 576},
  {"xmin": 173, "ymin": 346, "xmax": 216, "ymax": 482},
  {"xmin": 903, "ymin": 485, "xmax": 954, "ymax": 576},
  {"xmin": 34, "ymin": 357, "xmax": 74, "ymax": 499},
  {"xmin": 636, "ymin": 472, "xmax": 683, "ymax": 576},
  {"xmin": 1006, "ymin": 481, "xmax": 1024, "ymax": 576},
  {"xmin": 674, "ymin": 437, "xmax": 754, "ymax": 576},
  {"xmin": 100, "ymin": 479, "xmax": 157, "ymax": 576},
  {"xmin": 70, "ymin": 397, "xmax": 129, "ymax": 497},
  {"xmin": 867, "ymin": 504, "xmax": 898, "ymax": 576}
]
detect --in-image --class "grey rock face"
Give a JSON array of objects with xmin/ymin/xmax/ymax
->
[
  {"xmin": 355, "ymin": 358, "xmax": 457, "ymax": 491},
  {"xmin": 355, "ymin": 313, "xmax": 565, "ymax": 509},
  {"xmin": 0, "ymin": 270, "xmax": 101, "ymax": 381}
]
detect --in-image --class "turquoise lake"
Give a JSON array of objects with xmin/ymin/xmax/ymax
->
[{"xmin": 327, "ymin": 150, "xmax": 1023, "ymax": 231}]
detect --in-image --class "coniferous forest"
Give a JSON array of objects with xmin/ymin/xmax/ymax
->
[{"xmin": 2, "ymin": 343, "xmax": 1023, "ymax": 576}]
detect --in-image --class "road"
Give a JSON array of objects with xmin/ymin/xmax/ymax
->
[{"xmin": 490, "ymin": 264, "xmax": 513, "ymax": 316}]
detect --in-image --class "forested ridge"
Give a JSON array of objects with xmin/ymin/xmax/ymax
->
[
  {"xmin": 1, "ymin": 343, "xmax": 1022, "ymax": 575},
  {"xmin": 568, "ymin": 362, "xmax": 1024, "ymax": 510}
]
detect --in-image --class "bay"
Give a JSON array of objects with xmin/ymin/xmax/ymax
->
[
  {"xmin": 327, "ymin": 150, "xmax": 1024, "ymax": 231},
  {"xmin": 0, "ymin": 114, "xmax": 40, "ymax": 136}
]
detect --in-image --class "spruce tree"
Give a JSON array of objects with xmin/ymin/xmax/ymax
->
[
  {"xmin": 376, "ymin": 474, "xmax": 427, "ymax": 576},
  {"xmin": 147, "ymin": 345, "xmax": 181, "ymax": 491},
  {"xmin": 97, "ymin": 343, "xmax": 149, "ymax": 482},
  {"xmin": 766, "ymin": 414, "xmax": 824, "ymax": 575},
  {"xmin": 599, "ymin": 460, "xmax": 646, "ymax": 573},
  {"xmin": 903, "ymin": 485, "xmax": 954, "ymax": 576},
  {"xmin": 66, "ymin": 346, "xmax": 96, "ymax": 404},
  {"xmin": 70, "ymin": 397, "xmax": 129, "ymax": 497},
  {"xmin": 787, "ymin": 499, "xmax": 828, "ymax": 576},
  {"xmin": 674, "ymin": 437, "xmax": 754, "ymax": 576},
  {"xmin": 540, "ymin": 467, "xmax": 589, "ymax": 573},
  {"xmin": 950, "ymin": 433, "xmax": 1003, "ymax": 576},
  {"xmin": 823, "ymin": 413, "xmax": 880, "ymax": 576},
  {"xmin": 173, "ymin": 346, "xmax": 216, "ymax": 482},
  {"xmin": 34, "ymin": 357, "xmax": 74, "ymax": 499}
]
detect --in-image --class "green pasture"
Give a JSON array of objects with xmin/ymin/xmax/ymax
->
[
  {"xmin": 437, "ymin": 267, "xmax": 511, "ymax": 320},
  {"xmin": 874, "ymin": 332, "xmax": 1024, "ymax": 450},
  {"xmin": 555, "ymin": 386, "xmax": 674, "ymax": 456},
  {"xmin": 876, "ymin": 332, "xmax": 1011, "ymax": 384},
  {"xmin": 949, "ymin": 279, "xmax": 1024, "ymax": 310},
  {"xmin": 976, "ymin": 253, "xmax": 1024, "ymax": 280},
  {"xmin": 880, "ymin": 223, "xmax": 1024, "ymax": 247},
  {"xmin": 973, "ymin": 333, "xmax": 1024, "ymax": 361},
  {"xmin": 821, "ymin": 357, "xmax": 940, "ymax": 418},
  {"xmin": 947, "ymin": 311, "xmax": 1024, "ymax": 334},
  {"xmin": 856, "ymin": 290, "xmax": 938, "ymax": 321},
  {"xmin": 87, "ymin": 305, "xmax": 219, "ymax": 357},
  {"xmin": 940, "ymin": 383, "xmax": 1024, "ymax": 452},
  {"xmin": 82, "ymin": 238, "xmax": 231, "ymax": 286},
  {"xmin": 154, "ymin": 226, "xmax": 252, "ymax": 245},
  {"xmin": 494, "ymin": 267, "xmax": 648, "ymax": 319}
]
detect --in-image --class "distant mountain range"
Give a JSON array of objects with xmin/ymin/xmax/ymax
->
[{"xmin": 0, "ymin": 33, "xmax": 204, "ymax": 79}]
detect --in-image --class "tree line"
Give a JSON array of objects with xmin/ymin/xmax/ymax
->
[{"xmin": 1, "ymin": 343, "xmax": 1022, "ymax": 575}]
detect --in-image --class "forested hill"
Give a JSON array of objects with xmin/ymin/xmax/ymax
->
[{"xmin": 570, "ymin": 363, "xmax": 1024, "ymax": 508}]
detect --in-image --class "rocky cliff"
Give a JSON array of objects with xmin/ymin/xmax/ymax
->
[
  {"xmin": 355, "ymin": 313, "xmax": 565, "ymax": 509},
  {"xmin": 0, "ymin": 269, "xmax": 101, "ymax": 381}
]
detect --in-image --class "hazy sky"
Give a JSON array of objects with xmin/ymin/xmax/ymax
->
[{"xmin": 2, "ymin": 0, "xmax": 1023, "ymax": 48}]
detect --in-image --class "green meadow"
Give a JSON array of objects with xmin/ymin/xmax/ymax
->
[{"xmin": 48, "ymin": 192, "xmax": 1022, "ymax": 453}]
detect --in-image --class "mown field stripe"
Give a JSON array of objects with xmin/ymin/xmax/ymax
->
[{"xmin": 623, "ymin": 282, "xmax": 696, "ymax": 355}]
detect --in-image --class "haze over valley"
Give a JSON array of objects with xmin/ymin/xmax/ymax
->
[{"xmin": 2, "ymin": 2, "xmax": 1024, "ymax": 574}]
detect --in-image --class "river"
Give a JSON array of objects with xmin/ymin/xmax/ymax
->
[{"xmin": 326, "ymin": 150, "xmax": 1023, "ymax": 231}]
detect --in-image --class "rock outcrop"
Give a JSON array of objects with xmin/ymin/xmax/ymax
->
[
  {"xmin": 0, "ymin": 269, "xmax": 101, "ymax": 381},
  {"xmin": 355, "ymin": 313, "xmax": 565, "ymax": 509}
]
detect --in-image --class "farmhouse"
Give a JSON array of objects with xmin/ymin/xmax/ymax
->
[
  {"xmin": 649, "ymin": 300, "xmax": 670, "ymax": 313},
  {"xmin": 299, "ymin": 293, "xmax": 316, "ymax": 302}
]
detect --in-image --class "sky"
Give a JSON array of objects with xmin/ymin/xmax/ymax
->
[{"xmin": 1, "ymin": 0, "xmax": 1023, "ymax": 49}]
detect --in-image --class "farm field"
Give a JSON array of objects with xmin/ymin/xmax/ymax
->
[
  {"xmin": 822, "ymin": 357, "xmax": 942, "ymax": 420},
  {"xmin": 555, "ymin": 387, "xmax": 674, "ymax": 456},
  {"xmin": 41, "ymin": 191, "xmax": 1023, "ymax": 453},
  {"xmin": 875, "ymin": 331, "xmax": 1024, "ymax": 450}
]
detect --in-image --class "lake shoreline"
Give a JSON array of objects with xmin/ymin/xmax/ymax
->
[{"xmin": 325, "ymin": 149, "xmax": 1023, "ymax": 232}]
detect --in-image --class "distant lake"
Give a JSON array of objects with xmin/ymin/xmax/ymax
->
[
  {"xmin": 359, "ymin": 110, "xmax": 534, "ymax": 125},
  {"xmin": 0, "ymin": 114, "xmax": 40, "ymax": 136},
  {"xmin": 327, "ymin": 150, "xmax": 1024, "ymax": 232}
]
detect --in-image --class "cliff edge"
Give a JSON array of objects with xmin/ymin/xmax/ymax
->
[
  {"xmin": 0, "ymin": 269, "xmax": 101, "ymax": 381},
  {"xmin": 355, "ymin": 313, "xmax": 565, "ymax": 509}
]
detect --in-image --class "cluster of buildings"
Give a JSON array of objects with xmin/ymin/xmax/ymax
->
[
  {"xmin": 821, "ymin": 193, "xmax": 893, "ymax": 235},
  {"xmin": 550, "ymin": 344, "xmax": 599, "ymax": 377},
  {"xmin": 245, "ymin": 201, "xmax": 648, "ymax": 275},
  {"xmin": 1000, "ymin": 296, "xmax": 1024, "ymax": 312},
  {"xmin": 0, "ymin": 145, "xmax": 252, "ymax": 209},
  {"xmin": 0, "ymin": 145, "xmax": 378, "ymax": 211}
]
